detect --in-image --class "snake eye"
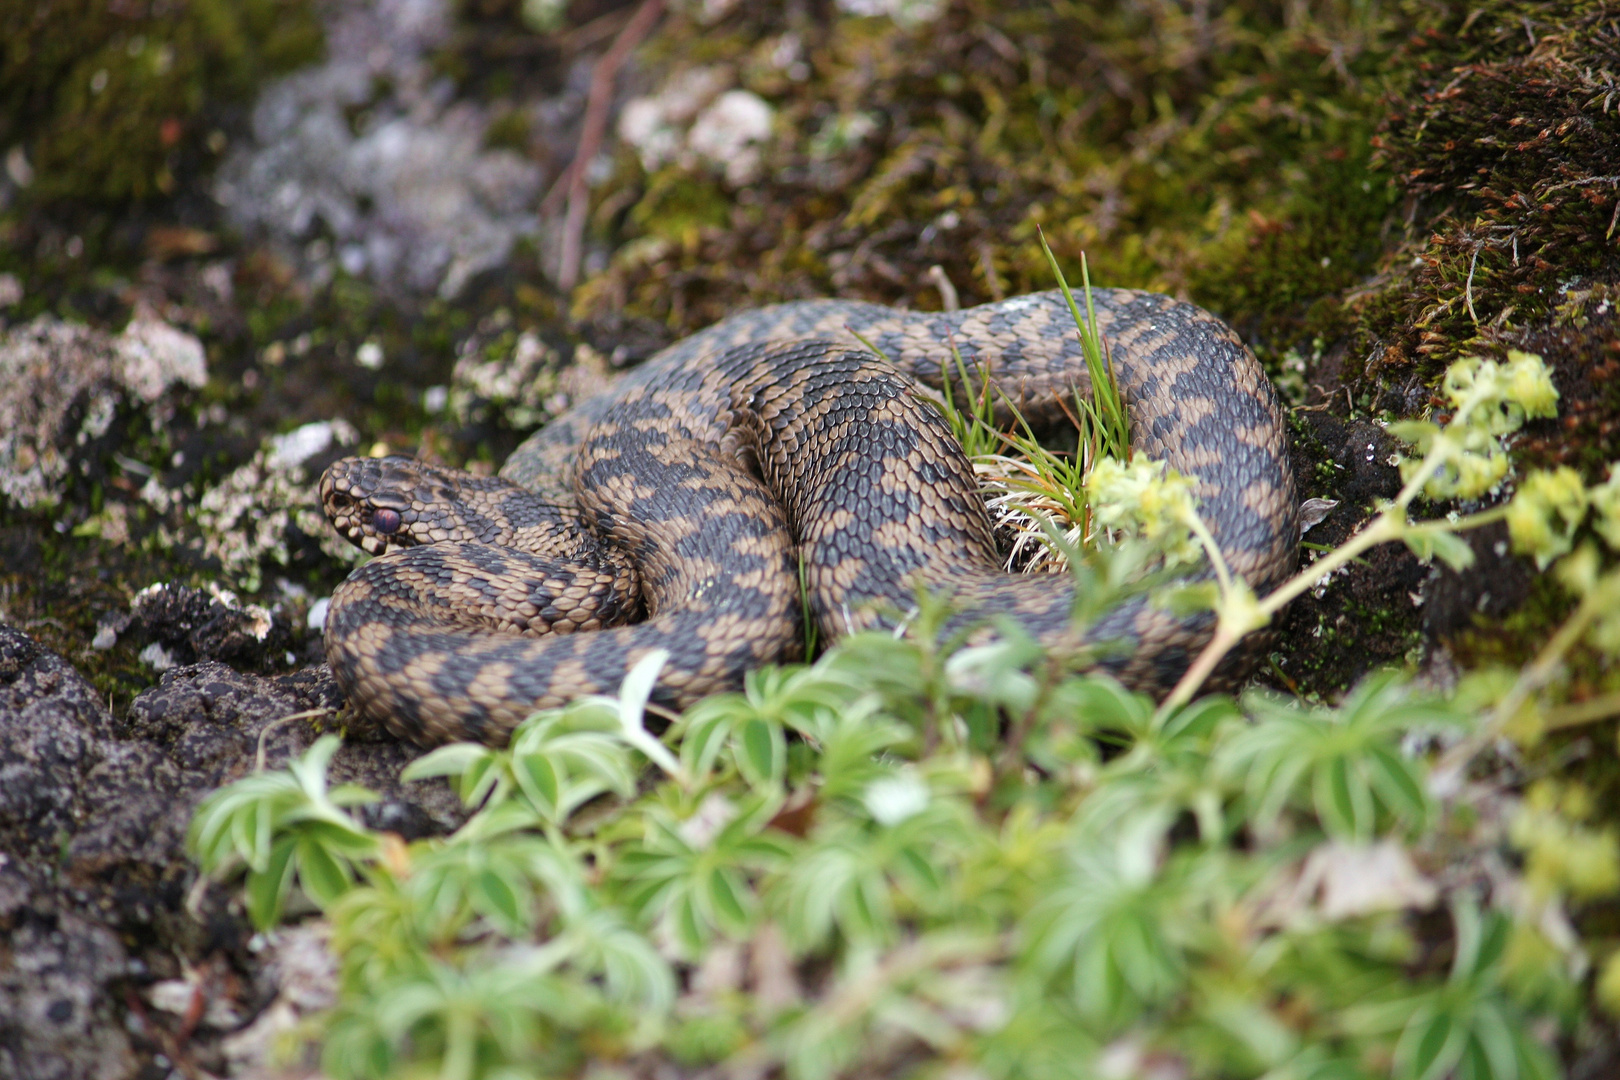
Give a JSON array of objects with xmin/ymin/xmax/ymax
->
[{"xmin": 373, "ymin": 508, "xmax": 401, "ymax": 534}]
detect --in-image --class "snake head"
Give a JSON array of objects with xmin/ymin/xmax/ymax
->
[{"xmin": 319, "ymin": 455, "xmax": 458, "ymax": 556}]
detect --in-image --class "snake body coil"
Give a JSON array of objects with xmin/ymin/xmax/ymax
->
[{"xmin": 321, "ymin": 289, "xmax": 1297, "ymax": 747}]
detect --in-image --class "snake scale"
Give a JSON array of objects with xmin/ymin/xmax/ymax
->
[{"xmin": 320, "ymin": 289, "xmax": 1298, "ymax": 747}]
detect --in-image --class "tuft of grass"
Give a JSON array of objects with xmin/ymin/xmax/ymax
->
[
  {"xmin": 1038, "ymin": 227, "xmax": 1129, "ymax": 469},
  {"xmin": 926, "ymin": 242, "xmax": 1132, "ymax": 573}
]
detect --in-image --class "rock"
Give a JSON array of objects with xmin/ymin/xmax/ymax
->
[
  {"xmin": 214, "ymin": 0, "xmax": 542, "ymax": 298},
  {"xmin": 0, "ymin": 625, "xmax": 464, "ymax": 1078},
  {"xmin": 0, "ymin": 625, "xmax": 112, "ymax": 859},
  {"xmin": 193, "ymin": 421, "xmax": 361, "ymax": 593},
  {"xmin": 128, "ymin": 583, "xmax": 294, "ymax": 673},
  {"xmin": 0, "ymin": 315, "xmax": 206, "ymax": 511},
  {"xmin": 0, "ymin": 860, "xmax": 138, "ymax": 1080}
]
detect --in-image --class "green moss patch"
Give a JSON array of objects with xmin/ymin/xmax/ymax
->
[
  {"xmin": 0, "ymin": 0, "xmax": 323, "ymax": 204},
  {"xmin": 576, "ymin": 0, "xmax": 1412, "ymax": 373},
  {"xmin": 1351, "ymin": 3, "xmax": 1620, "ymax": 385}
]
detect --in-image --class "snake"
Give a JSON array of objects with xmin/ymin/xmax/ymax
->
[{"xmin": 319, "ymin": 289, "xmax": 1298, "ymax": 747}]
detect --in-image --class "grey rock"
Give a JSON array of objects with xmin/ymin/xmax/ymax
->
[
  {"xmin": 0, "ymin": 315, "xmax": 205, "ymax": 511},
  {"xmin": 215, "ymin": 0, "xmax": 543, "ymax": 298},
  {"xmin": 0, "ymin": 625, "xmax": 463, "ymax": 1078},
  {"xmin": 0, "ymin": 861, "xmax": 138, "ymax": 1080},
  {"xmin": 0, "ymin": 625, "xmax": 111, "ymax": 859}
]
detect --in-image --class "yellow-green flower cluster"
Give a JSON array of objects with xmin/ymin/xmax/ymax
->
[
  {"xmin": 1589, "ymin": 464, "xmax": 1620, "ymax": 551},
  {"xmin": 1390, "ymin": 351, "xmax": 1560, "ymax": 501},
  {"xmin": 1509, "ymin": 781, "xmax": 1620, "ymax": 904},
  {"xmin": 1506, "ymin": 466, "xmax": 1589, "ymax": 569},
  {"xmin": 1508, "ymin": 461, "xmax": 1620, "ymax": 577},
  {"xmin": 1084, "ymin": 456, "xmax": 1201, "ymax": 565},
  {"xmin": 1390, "ymin": 423, "xmax": 1509, "ymax": 500},
  {"xmin": 1443, "ymin": 350, "xmax": 1561, "ymax": 434},
  {"xmin": 1552, "ymin": 544, "xmax": 1620, "ymax": 655}
]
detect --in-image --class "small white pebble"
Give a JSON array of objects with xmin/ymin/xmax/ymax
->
[
  {"xmin": 91, "ymin": 625, "xmax": 118, "ymax": 650},
  {"xmin": 356, "ymin": 341, "xmax": 384, "ymax": 370},
  {"xmin": 307, "ymin": 596, "xmax": 330, "ymax": 632},
  {"xmin": 266, "ymin": 421, "xmax": 335, "ymax": 472},
  {"xmin": 139, "ymin": 642, "xmax": 175, "ymax": 671}
]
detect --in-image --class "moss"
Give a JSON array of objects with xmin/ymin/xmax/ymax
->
[
  {"xmin": 1348, "ymin": 1, "xmax": 1620, "ymax": 393},
  {"xmin": 0, "ymin": 0, "xmax": 323, "ymax": 204},
  {"xmin": 1265, "ymin": 541, "xmax": 1429, "ymax": 699},
  {"xmin": 483, "ymin": 107, "xmax": 532, "ymax": 153},
  {"xmin": 574, "ymin": 0, "xmax": 1418, "ymax": 372}
]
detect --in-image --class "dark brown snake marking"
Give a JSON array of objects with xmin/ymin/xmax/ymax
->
[{"xmin": 320, "ymin": 289, "xmax": 1298, "ymax": 747}]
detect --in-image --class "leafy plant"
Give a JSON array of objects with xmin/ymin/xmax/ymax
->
[
  {"xmin": 187, "ymin": 347, "xmax": 1620, "ymax": 1079},
  {"xmin": 187, "ymin": 734, "xmax": 378, "ymax": 927},
  {"xmin": 1342, "ymin": 901, "xmax": 1561, "ymax": 1080},
  {"xmin": 1218, "ymin": 672, "xmax": 1463, "ymax": 841},
  {"xmin": 616, "ymin": 794, "xmax": 793, "ymax": 954}
]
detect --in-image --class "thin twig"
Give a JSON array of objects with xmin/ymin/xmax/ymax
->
[
  {"xmin": 1544, "ymin": 690, "xmax": 1620, "ymax": 732},
  {"xmin": 1464, "ymin": 244, "xmax": 1481, "ymax": 327},
  {"xmin": 927, "ymin": 264, "xmax": 960, "ymax": 312},
  {"xmin": 256, "ymin": 708, "xmax": 334, "ymax": 771},
  {"xmin": 553, "ymin": 0, "xmax": 665, "ymax": 292}
]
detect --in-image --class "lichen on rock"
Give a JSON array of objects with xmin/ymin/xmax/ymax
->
[
  {"xmin": 214, "ymin": 0, "xmax": 544, "ymax": 298},
  {"xmin": 0, "ymin": 313, "xmax": 206, "ymax": 511},
  {"xmin": 194, "ymin": 419, "xmax": 363, "ymax": 592}
]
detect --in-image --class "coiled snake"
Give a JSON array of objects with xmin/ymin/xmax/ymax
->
[{"xmin": 320, "ymin": 289, "xmax": 1297, "ymax": 747}]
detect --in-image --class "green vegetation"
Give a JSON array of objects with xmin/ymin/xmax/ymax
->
[
  {"xmin": 0, "ymin": 0, "xmax": 323, "ymax": 203},
  {"xmin": 926, "ymin": 246, "xmax": 1131, "ymax": 570},
  {"xmin": 575, "ymin": 0, "xmax": 1408, "ymax": 369},
  {"xmin": 191, "ymin": 352, "xmax": 1620, "ymax": 1078}
]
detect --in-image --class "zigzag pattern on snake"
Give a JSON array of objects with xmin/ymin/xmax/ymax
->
[{"xmin": 319, "ymin": 289, "xmax": 1298, "ymax": 747}]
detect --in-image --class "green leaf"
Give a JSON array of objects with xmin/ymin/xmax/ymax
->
[
  {"xmin": 1452, "ymin": 901, "xmax": 1509, "ymax": 983},
  {"xmin": 1470, "ymin": 1000, "xmax": 1520, "ymax": 1080},
  {"xmin": 290, "ymin": 734, "xmax": 343, "ymax": 795},
  {"xmin": 1404, "ymin": 529, "xmax": 1476, "ymax": 570},
  {"xmin": 679, "ymin": 709, "xmax": 735, "ymax": 778},
  {"xmin": 457, "ymin": 753, "xmax": 500, "ymax": 806},
  {"xmin": 1314, "ymin": 755, "xmax": 1357, "ymax": 840},
  {"xmin": 703, "ymin": 866, "xmax": 752, "ymax": 934},
  {"xmin": 1365, "ymin": 744, "xmax": 1429, "ymax": 825},
  {"xmin": 1161, "ymin": 581, "xmax": 1220, "ymax": 616},
  {"xmin": 1386, "ymin": 420, "xmax": 1441, "ymax": 447},
  {"xmin": 472, "ymin": 868, "xmax": 528, "ymax": 934},
  {"xmin": 1068, "ymin": 674, "xmax": 1152, "ymax": 732},
  {"xmin": 620, "ymin": 649, "xmax": 668, "ymax": 727},
  {"xmin": 295, "ymin": 831, "xmax": 352, "ymax": 908},
  {"xmin": 514, "ymin": 752, "xmax": 561, "ymax": 818},
  {"xmin": 1396, "ymin": 1008, "xmax": 1464, "ymax": 1080},
  {"xmin": 245, "ymin": 835, "xmax": 298, "ymax": 929},
  {"xmin": 298, "ymin": 818, "xmax": 378, "ymax": 855},
  {"xmin": 404, "ymin": 736, "xmax": 480, "ymax": 785},
  {"xmin": 737, "ymin": 716, "xmax": 784, "ymax": 789},
  {"xmin": 1158, "ymin": 694, "xmax": 1239, "ymax": 744}
]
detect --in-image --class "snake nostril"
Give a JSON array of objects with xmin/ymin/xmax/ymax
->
[{"xmin": 373, "ymin": 508, "xmax": 402, "ymax": 535}]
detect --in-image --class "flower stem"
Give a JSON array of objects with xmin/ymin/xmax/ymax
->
[{"xmin": 1156, "ymin": 495, "xmax": 1509, "ymax": 717}]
